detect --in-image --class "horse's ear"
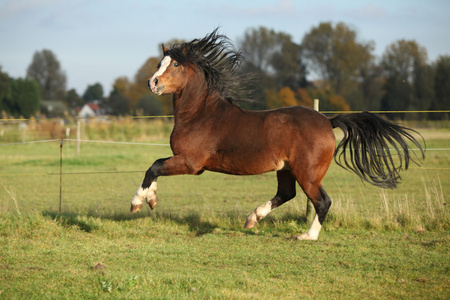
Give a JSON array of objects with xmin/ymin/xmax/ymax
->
[{"xmin": 161, "ymin": 44, "xmax": 169, "ymax": 55}]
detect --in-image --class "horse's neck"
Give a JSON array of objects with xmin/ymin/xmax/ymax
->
[
  {"xmin": 172, "ymin": 87, "xmax": 206, "ymax": 120},
  {"xmin": 172, "ymin": 75, "xmax": 236, "ymax": 124}
]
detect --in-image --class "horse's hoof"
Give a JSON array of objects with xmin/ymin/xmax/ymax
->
[
  {"xmin": 148, "ymin": 199, "xmax": 158, "ymax": 210},
  {"xmin": 130, "ymin": 203, "xmax": 143, "ymax": 213},
  {"xmin": 295, "ymin": 233, "xmax": 318, "ymax": 241},
  {"xmin": 244, "ymin": 220, "xmax": 257, "ymax": 229}
]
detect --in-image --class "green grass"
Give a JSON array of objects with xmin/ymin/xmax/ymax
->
[
  {"xmin": 1, "ymin": 213, "xmax": 448, "ymax": 299},
  {"xmin": 0, "ymin": 122, "xmax": 449, "ymax": 298}
]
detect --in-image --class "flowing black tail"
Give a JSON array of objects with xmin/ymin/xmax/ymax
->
[{"xmin": 330, "ymin": 112, "xmax": 425, "ymax": 189}]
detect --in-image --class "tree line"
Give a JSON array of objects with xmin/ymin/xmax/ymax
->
[{"xmin": 1, "ymin": 22, "xmax": 449, "ymax": 120}]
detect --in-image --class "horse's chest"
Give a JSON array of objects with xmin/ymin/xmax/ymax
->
[{"xmin": 170, "ymin": 128, "xmax": 209, "ymax": 155}]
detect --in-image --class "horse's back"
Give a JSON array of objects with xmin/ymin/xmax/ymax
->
[
  {"xmin": 262, "ymin": 106, "xmax": 331, "ymax": 129},
  {"xmin": 256, "ymin": 106, "xmax": 335, "ymax": 146}
]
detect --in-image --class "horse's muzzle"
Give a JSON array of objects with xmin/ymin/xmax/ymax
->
[{"xmin": 149, "ymin": 77, "xmax": 164, "ymax": 95}]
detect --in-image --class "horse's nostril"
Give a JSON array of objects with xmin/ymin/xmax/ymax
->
[{"xmin": 154, "ymin": 78, "xmax": 159, "ymax": 86}]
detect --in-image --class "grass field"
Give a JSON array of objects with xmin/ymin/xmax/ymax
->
[{"xmin": 0, "ymin": 120, "xmax": 449, "ymax": 298}]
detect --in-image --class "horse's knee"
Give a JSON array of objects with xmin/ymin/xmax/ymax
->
[
  {"xmin": 301, "ymin": 184, "xmax": 331, "ymax": 224},
  {"xmin": 142, "ymin": 159, "xmax": 167, "ymax": 188},
  {"xmin": 314, "ymin": 187, "xmax": 331, "ymax": 224}
]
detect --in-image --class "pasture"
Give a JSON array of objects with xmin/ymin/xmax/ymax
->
[{"xmin": 0, "ymin": 119, "xmax": 449, "ymax": 299}]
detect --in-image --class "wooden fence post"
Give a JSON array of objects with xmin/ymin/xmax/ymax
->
[
  {"xmin": 59, "ymin": 138, "xmax": 63, "ymax": 214},
  {"xmin": 76, "ymin": 119, "xmax": 81, "ymax": 156},
  {"xmin": 305, "ymin": 99, "xmax": 320, "ymax": 224}
]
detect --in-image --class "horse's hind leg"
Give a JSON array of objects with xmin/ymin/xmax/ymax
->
[
  {"xmin": 296, "ymin": 183, "xmax": 332, "ymax": 241},
  {"xmin": 244, "ymin": 170, "xmax": 296, "ymax": 229}
]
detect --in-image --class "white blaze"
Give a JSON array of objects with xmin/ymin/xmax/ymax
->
[{"xmin": 151, "ymin": 56, "xmax": 172, "ymax": 81}]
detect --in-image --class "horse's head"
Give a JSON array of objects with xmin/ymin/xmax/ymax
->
[{"xmin": 148, "ymin": 45, "xmax": 190, "ymax": 95}]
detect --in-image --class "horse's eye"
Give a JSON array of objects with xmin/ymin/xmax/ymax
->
[{"xmin": 173, "ymin": 62, "xmax": 179, "ymax": 67}]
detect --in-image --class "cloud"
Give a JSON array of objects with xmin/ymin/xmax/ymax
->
[
  {"xmin": 244, "ymin": 0, "xmax": 297, "ymax": 17},
  {"xmin": 347, "ymin": 4, "xmax": 387, "ymax": 20},
  {"xmin": 205, "ymin": 0, "xmax": 297, "ymax": 18},
  {"xmin": 0, "ymin": 0, "xmax": 62, "ymax": 18}
]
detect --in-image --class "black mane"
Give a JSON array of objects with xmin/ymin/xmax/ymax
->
[{"xmin": 166, "ymin": 28, "xmax": 253, "ymax": 106}]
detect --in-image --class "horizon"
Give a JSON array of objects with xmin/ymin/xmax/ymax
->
[{"xmin": 1, "ymin": 0, "xmax": 449, "ymax": 95}]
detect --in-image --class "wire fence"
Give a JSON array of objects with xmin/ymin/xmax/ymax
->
[
  {"xmin": 1, "ymin": 109, "xmax": 449, "ymax": 178},
  {"xmin": 1, "ymin": 110, "xmax": 450, "ymax": 122},
  {"xmin": 0, "ymin": 134, "xmax": 449, "ymax": 177},
  {"xmin": 1, "ymin": 138, "xmax": 449, "ymax": 150},
  {"xmin": 1, "ymin": 109, "xmax": 448, "ymax": 217}
]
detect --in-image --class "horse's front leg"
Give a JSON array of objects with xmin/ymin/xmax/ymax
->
[{"xmin": 130, "ymin": 156, "xmax": 197, "ymax": 213}]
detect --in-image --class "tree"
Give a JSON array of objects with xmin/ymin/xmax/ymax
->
[
  {"xmin": 105, "ymin": 80, "xmax": 129, "ymax": 115},
  {"xmin": 432, "ymin": 55, "xmax": 450, "ymax": 119},
  {"xmin": 239, "ymin": 27, "xmax": 278, "ymax": 73},
  {"xmin": 296, "ymin": 88, "xmax": 313, "ymax": 108},
  {"xmin": 238, "ymin": 27, "xmax": 308, "ymax": 110},
  {"xmin": 270, "ymin": 34, "xmax": 307, "ymax": 90},
  {"xmin": 307, "ymin": 87, "xmax": 350, "ymax": 111},
  {"xmin": 65, "ymin": 89, "xmax": 83, "ymax": 109},
  {"xmin": 26, "ymin": 49, "xmax": 66, "ymax": 100},
  {"xmin": 0, "ymin": 67, "xmax": 11, "ymax": 114},
  {"xmin": 1, "ymin": 71, "xmax": 41, "ymax": 118},
  {"xmin": 413, "ymin": 63, "xmax": 435, "ymax": 113},
  {"xmin": 239, "ymin": 27, "xmax": 307, "ymax": 90},
  {"xmin": 278, "ymin": 87, "xmax": 298, "ymax": 107},
  {"xmin": 128, "ymin": 57, "xmax": 160, "ymax": 108},
  {"xmin": 135, "ymin": 94, "xmax": 163, "ymax": 116},
  {"xmin": 301, "ymin": 22, "xmax": 375, "ymax": 107},
  {"xmin": 106, "ymin": 90, "xmax": 129, "ymax": 116},
  {"xmin": 9, "ymin": 78, "xmax": 41, "ymax": 118},
  {"xmin": 113, "ymin": 76, "xmax": 132, "ymax": 96},
  {"xmin": 380, "ymin": 39, "xmax": 432, "ymax": 118},
  {"xmin": 82, "ymin": 83, "xmax": 104, "ymax": 102},
  {"xmin": 358, "ymin": 61, "xmax": 383, "ymax": 110}
]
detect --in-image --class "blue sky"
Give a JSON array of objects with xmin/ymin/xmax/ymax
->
[{"xmin": 1, "ymin": 0, "xmax": 449, "ymax": 95}]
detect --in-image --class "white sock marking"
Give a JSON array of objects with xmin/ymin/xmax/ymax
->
[
  {"xmin": 131, "ymin": 181, "xmax": 158, "ymax": 204},
  {"xmin": 255, "ymin": 201, "xmax": 273, "ymax": 219},
  {"xmin": 247, "ymin": 199, "xmax": 275, "ymax": 223},
  {"xmin": 148, "ymin": 181, "xmax": 157, "ymax": 197},
  {"xmin": 131, "ymin": 185, "xmax": 147, "ymax": 205},
  {"xmin": 307, "ymin": 214, "xmax": 322, "ymax": 239}
]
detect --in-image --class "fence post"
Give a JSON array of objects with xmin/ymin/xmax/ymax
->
[
  {"xmin": 59, "ymin": 138, "xmax": 63, "ymax": 214},
  {"xmin": 76, "ymin": 119, "xmax": 81, "ymax": 156},
  {"xmin": 305, "ymin": 99, "xmax": 320, "ymax": 224},
  {"xmin": 313, "ymin": 98, "xmax": 319, "ymax": 112}
]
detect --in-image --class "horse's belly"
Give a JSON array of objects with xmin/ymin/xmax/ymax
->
[{"xmin": 204, "ymin": 149, "xmax": 284, "ymax": 175}]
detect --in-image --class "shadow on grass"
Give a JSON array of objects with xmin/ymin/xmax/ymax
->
[
  {"xmin": 160, "ymin": 212, "xmax": 218, "ymax": 236},
  {"xmin": 43, "ymin": 211, "xmax": 100, "ymax": 233},
  {"xmin": 41, "ymin": 210, "xmax": 233, "ymax": 236},
  {"xmin": 42, "ymin": 208, "xmax": 307, "ymax": 237}
]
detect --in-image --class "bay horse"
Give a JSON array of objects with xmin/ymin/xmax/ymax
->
[{"xmin": 130, "ymin": 29, "xmax": 424, "ymax": 240}]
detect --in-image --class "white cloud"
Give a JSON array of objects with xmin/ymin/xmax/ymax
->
[
  {"xmin": 357, "ymin": 4, "xmax": 386, "ymax": 19},
  {"xmin": 204, "ymin": 0, "xmax": 297, "ymax": 18},
  {"xmin": 0, "ymin": 0, "xmax": 62, "ymax": 18},
  {"xmin": 245, "ymin": 0, "xmax": 297, "ymax": 17}
]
